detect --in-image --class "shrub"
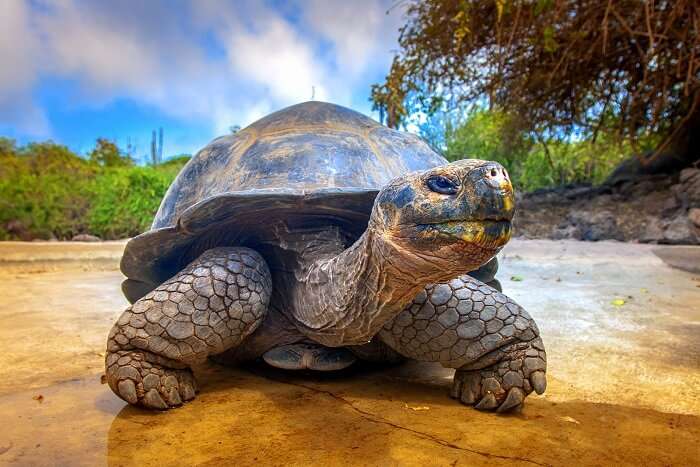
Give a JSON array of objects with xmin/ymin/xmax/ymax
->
[{"xmin": 0, "ymin": 139, "xmax": 189, "ymax": 240}]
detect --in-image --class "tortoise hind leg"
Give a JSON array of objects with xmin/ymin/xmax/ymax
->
[{"xmin": 105, "ymin": 247, "xmax": 271, "ymax": 409}]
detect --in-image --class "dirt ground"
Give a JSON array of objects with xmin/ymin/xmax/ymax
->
[{"xmin": 0, "ymin": 239, "xmax": 699, "ymax": 466}]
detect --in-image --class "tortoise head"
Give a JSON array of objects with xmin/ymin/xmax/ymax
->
[{"xmin": 370, "ymin": 159, "xmax": 514, "ymax": 274}]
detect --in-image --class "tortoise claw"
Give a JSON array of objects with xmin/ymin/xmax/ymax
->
[
  {"xmin": 497, "ymin": 387, "xmax": 524, "ymax": 413},
  {"xmin": 475, "ymin": 392, "xmax": 498, "ymax": 410},
  {"xmin": 531, "ymin": 371, "xmax": 547, "ymax": 395}
]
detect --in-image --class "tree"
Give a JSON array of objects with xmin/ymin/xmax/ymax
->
[
  {"xmin": 444, "ymin": 108, "xmax": 531, "ymax": 167},
  {"xmin": 89, "ymin": 138, "xmax": 132, "ymax": 167},
  {"xmin": 372, "ymin": 0, "xmax": 700, "ymax": 174}
]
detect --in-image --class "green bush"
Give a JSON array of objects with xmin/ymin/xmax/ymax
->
[
  {"xmin": 442, "ymin": 109, "xmax": 650, "ymax": 191},
  {"xmin": 0, "ymin": 138, "xmax": 188, "ymax": 240},
  {"xmin": 87, "ymin": 165, "xmax": 181, "ymax": 238}
]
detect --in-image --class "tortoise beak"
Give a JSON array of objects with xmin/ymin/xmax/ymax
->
[
  {"xmin": 470, "ymin": 162, "xmax": 515, "ymax": 222},
  {"xmin": 420, "ymin": 219, "xmax": 512, "ymax": 249},
  {"xmin": 419, "ymin": 162, "xmax": 515, "ymax": 248}
]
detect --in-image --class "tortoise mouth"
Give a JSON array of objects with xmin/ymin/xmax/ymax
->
[{"xmin": 418, "ymin": 219, "xmax": 512, "ymax": 248}]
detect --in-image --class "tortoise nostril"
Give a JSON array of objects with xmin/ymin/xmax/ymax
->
[{"xmin": 490, "ymin": 168, "xmax": 498, "ymax": 177}]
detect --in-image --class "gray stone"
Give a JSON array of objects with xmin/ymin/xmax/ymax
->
[
  {"xmin": 664, "ymin": 214, "xmax": 697, "ymax": 244},
  {"xmin": 689, "ymin": 208, "xmax": 700, "ymax": 228}
]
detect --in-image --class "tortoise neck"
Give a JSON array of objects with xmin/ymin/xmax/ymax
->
[{"xmin": 291, "ymin": 227, "xmax": 435, "ymax": 346}]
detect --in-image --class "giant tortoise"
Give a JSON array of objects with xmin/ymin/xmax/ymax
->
[{"xmin": 106, "ymin": 101, "xmax": 547, "ymax": 413}]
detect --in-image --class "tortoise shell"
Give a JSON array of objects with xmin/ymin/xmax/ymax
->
[{"xmin": 121, "ymin": 101, "xmax": 447, "ymax": 301}]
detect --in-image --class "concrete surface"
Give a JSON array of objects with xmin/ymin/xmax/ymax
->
[{"xmin": 0, "ymin": 239, "xmax": 698, "ymax": 466}]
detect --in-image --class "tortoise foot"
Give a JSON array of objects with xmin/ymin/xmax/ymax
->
[
  {"xmin": 106, "ymin": 350, "xmax": 199, "ymax": 410},
  {"xmin": 263, "ymin": 343, "xmax": 357, "ymax": 371},
  {"xmin": 450, "ymin": 338, "xmax": 547, "ymax": 413}
]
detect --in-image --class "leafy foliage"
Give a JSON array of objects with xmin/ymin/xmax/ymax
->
[
  {"xmin": 439, "ymin": 109, "xmax": 653, "ymax": 191},
  {"xmin": 0, "ymin": 138, "xmax": 189, "ymax": 240},
  {"xmin": 373, "ymin": 0, "xmax": 700, "ymax": 163},
  {"xmin": 89, "ymin": 138, "xmax": 133, "ymax": 167}
]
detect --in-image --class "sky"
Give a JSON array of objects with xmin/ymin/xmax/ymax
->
[{"xmin": 0, "ymin": 0, "xmax": 404, "ymax": 162}]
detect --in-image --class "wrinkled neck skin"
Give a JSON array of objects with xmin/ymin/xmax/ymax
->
[{"xmin": 292, "ymin": 226, "xmax": 498, "ymax": 347}]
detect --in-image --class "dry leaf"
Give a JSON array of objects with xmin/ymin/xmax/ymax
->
[
  {"xmin": 404, "ymin": 403, "xmax": 430, "ymax": 411},
  {"xmin": 561, "ymin": 416, "xmax": 580, "ymax": 424}
]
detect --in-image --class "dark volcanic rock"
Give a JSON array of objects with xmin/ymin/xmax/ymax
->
[
  {"xmin": 550, "ymin": 224, "xmax": 583, "ymax": 240},
  {"xmin": 663, "ymin": 215, "xmax": 697, "ymax": 244},
  {"xmin": 505, "ymin": 169, "xmax": 700, "ymax": 244},
  {"xmin": 566, "ymin": 210, "xmax": 623, "ymax": 241},
  {"xmin": 677, "ymin": 168, "xmax": 700, "ymax": 207},
  {"xmin": 640, "ymin": 217, "xmax": 666, "ymax": 243},
  {"xmin": 689, "ymin": 208, "xmax": 700, "ymax": 228}
]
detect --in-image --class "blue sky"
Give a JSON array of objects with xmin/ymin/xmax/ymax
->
[{"xmin": 0, "ymin": 0, "xmax": 403, "ymax": 162}]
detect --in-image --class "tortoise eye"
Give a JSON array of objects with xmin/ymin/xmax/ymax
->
[{"xmin": 426, "ymin": 175, "xmax": 459, "ymax": 195}]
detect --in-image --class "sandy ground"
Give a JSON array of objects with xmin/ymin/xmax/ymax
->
[{"xmin": 0, "ymin": 239, "xmax": 699, "ymax": 466}]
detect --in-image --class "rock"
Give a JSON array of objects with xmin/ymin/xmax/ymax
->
[
  {"xmin": 72, "ymin": 234, "xmax": 101, "ymax": 242},
  {"xmin": 663, "ymin": 214, "xmax": 697, "ymax": 244},
  {"xmin": 689, "ymin": 208, "xmax": 700, "ymax": 228},
  {"xmin": 677, "ymin": 168, "xmax": 700, "ymax": 207},
  {"xmin": 566, "ymin": 210, "xmax": 623, "ymax": 241},
  {"xmin": 640, "ymin": 217, "xmax": 666, "ymax": 243},
  {"xmin": 614, "ymin": 174, "xmax": 673, "ymax": 199},
  {"xmin": 550, "ymin": 224, "xmax": 583, "ymax": 240},
  {"xmin": 661, "ymin": 195, "xmax": 681, "ymax": 214},
  {"xmin": 679, "ymin": 167, "xmax": 700, "ymax": 185}
]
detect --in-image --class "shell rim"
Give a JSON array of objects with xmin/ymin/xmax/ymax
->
[{"xmin": 120, "ymin": 186, "xmax": 379, "ymax": 300}]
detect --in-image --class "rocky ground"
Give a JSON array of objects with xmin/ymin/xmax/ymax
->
[
  {"xmin": 0, "ymin": 240, "xmax": 699, "ymax": 466},
  {"xmin": 515, "ymin": 167, "xmax": 700, "ymax": 244}
]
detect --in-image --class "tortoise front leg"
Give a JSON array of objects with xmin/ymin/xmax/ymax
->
[
  {"xmin": 105, "ymin": 247, "xmax": 271, "ymax": 410},
  {"xmin": 379, "ymin": 275, "xmax": 546, "ymax": 413}
]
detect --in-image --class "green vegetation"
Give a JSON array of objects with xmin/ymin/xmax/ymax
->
[
  {"xmin": 437, "ymin": 108, "xmax": 657, "ymax": 191},
  {"xmin": 0, "ymin": 138, "xmax": 189, "ymax": 240},
  {"xmin": 373, "ymin": 0, "xmax": 699, "ymax": 179}
]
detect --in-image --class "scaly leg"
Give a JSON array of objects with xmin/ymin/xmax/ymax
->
[
  {"xmin": 105, "ymin": 247, "xmax": 271, "ymax": 409},
  {"xmin": 379, "ymin": 275, "xmax": 546, "ymax": 412}
]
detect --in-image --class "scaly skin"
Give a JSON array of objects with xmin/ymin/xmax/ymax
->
[
  {"xmin": 291, "ymin": 160, "xmax": 513, "ymax": 347},
  {"xmin": 380, "ymin": 274, "xmax": 546, "ymax": 412},
  {"xmin": 105, "ymin": 247, "xmax": 271, "ymax": 409},
  {"xmin": 107, "ymin": 159, "xmax": 548, "ymax": 413}
]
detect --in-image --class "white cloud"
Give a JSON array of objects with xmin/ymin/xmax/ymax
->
[
  {"xmin": 301, "ymin": 0, "xmax": 399, "ymax": 77},
  {"xmin": 0, "ymin": 0, "xmax": 50, "ymax": 136},
  {"xmin": 225, "ymin": 15, "xmax": 327, "ymax": 103},
  {"xmin": 0, "ymin": 0, "xmax": 402, "ymax": 144}
]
